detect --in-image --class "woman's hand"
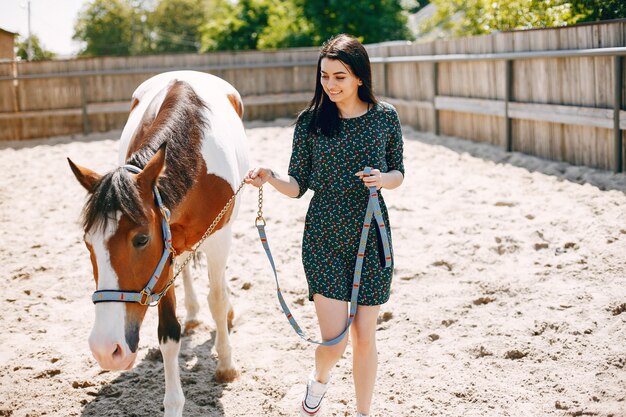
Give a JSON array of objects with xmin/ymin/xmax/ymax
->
[
  {"xmin": 244, "ymin": 167, "xmax": 274, "ymax": 188},
  {"xmin": 355, "ymin": 168, "xmax": 383, "ymax": 190}
]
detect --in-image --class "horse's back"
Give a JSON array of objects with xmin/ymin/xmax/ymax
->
[{"xmin": 118, "ymin": 71, "xmax": 248, "ymax": 192}]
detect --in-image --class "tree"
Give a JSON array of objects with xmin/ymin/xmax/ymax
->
[
  {"xmin": 300, "ymin": 0, "xmax": 413, "ymax": 45},
  {"xmin": 201, "ymin": 0, "xmax": 416, "ymax": 51},
  {"xmin": 255, "ymin": 1, "xmax": 315, "ymax": 49},
  {"xmin": 576, "ymin": 0, "xmax": 626, "ymax": 22},
  {"xmin": 73, "ymin": 0, "xmax": 135, "ymax": 56},
  {"xmin": 200, "ymin": 0, "xmax": 314, "ymax": 51},
  {"xmin": 419, "ymin": 0, "xmax": 624, "ymax": 38},
  {"xmin": 147, "ymin": 0, "xmax": 207, "ymax": 53},
  {"xmin": 403, "ymin": 0, "xmax": 431, "ymax": 14},
  {"xmin": 16, "ymin": 34, "xmax": 56, "ymax": 61}
]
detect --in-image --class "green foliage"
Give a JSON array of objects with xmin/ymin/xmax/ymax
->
[
  {"xmin": 201, "ymin": 0, "xmax": 414, "ymax": 51},
  {"xmin": 200, "ymin": 0, "xmax": 313, "ymax": 51},
  {"xmin": 147, "ymin": 0, "xmax": 207, "ymax": 53},
  {"xmin": 402, "ymin": 0, "xmax": 431, "ymax": 14},
  {"xmin": 200, "ymin": 0, "xmax": 268, "ymax": 51},
  {"xmin": 73, "ymin": 0, "xmax": 134, "ymax": 56},
  {"xmin": 420, "ymin": 0, "xmax": 577, "ymax": 37},
  {"xmin": 73, "ymin": 0, "xmax": 415, "ymax": 56},
  {"xmin": 16, "ymin": 35, "xmax": 56, "ymax": 61},
  {"xmin": 419, "ymin": 0, "xmax": 624, "ymax": 38},
  {"xmin": 256, "ymin": 1, "xmax": 315, "ymax": 49},
  {"xmin": 301, "ymin": 0, "xmax": 414, "ymax": 45},
  {"xmin": 200, "ymin": 0, "xmax": 415, "ymax": 51},
  {"xmin": 576, "ymin": 0, "xmax": 626, "ymax": 22}
]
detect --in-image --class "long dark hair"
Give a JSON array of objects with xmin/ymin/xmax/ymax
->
[{"xmin": 302, "ymin": 34, "xmax": 377, "ymax": 137}]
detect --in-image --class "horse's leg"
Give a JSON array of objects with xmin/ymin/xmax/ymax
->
[
  {"xmin": 158, "ymin": 288, "xmax": 184, "ymax": 417},
  {"xmin": 181, "ymin": 258, "xmax": 201, "ymax": 333},
  {"xmin": 203, "ymin": 224, "xmax": 238, "ymax": 382}
]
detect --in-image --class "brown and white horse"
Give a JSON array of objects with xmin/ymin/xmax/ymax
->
[{"xmin": 68, "ymin": 71, "xmax": 248, "ymax": 417}]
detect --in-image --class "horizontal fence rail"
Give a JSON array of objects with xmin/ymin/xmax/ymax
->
[
  {"xmin": 0, "ymin": 61, "xmax": 319, "ymax": 81},
  {"xmin": 0, "ymin": 21, "xmax": 624, "ymax": 173},
  {"xmin": 371, "ymin": 46, "xmax": 626, "ymax": 63}
]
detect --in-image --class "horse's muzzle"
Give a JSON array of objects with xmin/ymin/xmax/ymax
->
[{"xmin": 89, "ymin": 334, "xmax": 137, "ymax": 371}]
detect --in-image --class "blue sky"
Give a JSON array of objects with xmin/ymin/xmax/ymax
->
[{"xmin": 0, "ymin": 0, "xmax": 87, "ymax": 56}]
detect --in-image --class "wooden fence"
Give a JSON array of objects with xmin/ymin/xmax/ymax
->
[{"xmin": 0, "ymin": 20, "xmax": 625, "ymax": 172}]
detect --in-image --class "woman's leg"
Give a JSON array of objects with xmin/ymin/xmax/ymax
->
[
  {"xmin": 313, "ymin": 294, "xmax": 350, "ymax": 383},
  {"xmin": 350, "ymin": 304, "xmax": 381, "ymax": 415}
]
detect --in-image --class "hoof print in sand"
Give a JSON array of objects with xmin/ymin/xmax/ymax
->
[
  {"xmin": 504, "ymin": 350, "xmax": 528, "ymax": 360},
  {"xmin": 72, "ymin": 380, "xmax": 95, "ymax": 389},
  {"xmin": 35, "ymin": 369, "xmax": 61, "ymax": 379},
  {"xmin": 471, "ymin": 346, "xmax": 493, "ymax": 358},
  {"xmin": 473, "ymin": 297, "xmax": 496, "ymax": 306},
  {"xmin": 432, "ymin": 260, "xmax": 453, "ymax": 272},
  {"xmin": 611, "ymin": 303, "xmax": 626, "ymax": 316},
  {"xmin": 377, "ymin": 311, "xmax": 393, "ymax": 324},
  {"xmin": 428, "ymin": 334, "xmax": 440, "ymax": 342}
]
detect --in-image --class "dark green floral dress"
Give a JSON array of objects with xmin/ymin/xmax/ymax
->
[{"xmin": 288, "ymin": 102, "xmax": 405, "ymax": 306}]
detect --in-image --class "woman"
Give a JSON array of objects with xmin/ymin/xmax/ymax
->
[{"xmin": 245, "ymin": 33, "xmax": 404, "ymax": 417}]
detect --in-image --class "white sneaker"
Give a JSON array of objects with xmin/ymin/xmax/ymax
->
[{"xmin": 299, "ymin": 371, "xmax": 329, "ymax": 416}]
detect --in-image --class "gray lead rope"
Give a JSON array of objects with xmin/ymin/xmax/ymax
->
[{"xmin": 255, "ymin": 166, "xmax": 391, "ymax": 346}]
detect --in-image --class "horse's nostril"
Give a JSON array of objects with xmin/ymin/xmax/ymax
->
[{"xmin": 112, "ymin": 344, "xmax": 122, "ymax": 358}]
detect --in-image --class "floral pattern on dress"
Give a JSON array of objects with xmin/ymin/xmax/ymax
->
[{"xmin": 288, "ymin": 101, "xmax": 404, "ymax": 306}]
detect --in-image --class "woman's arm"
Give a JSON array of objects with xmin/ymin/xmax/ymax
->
[
  {"xmin": 381, "ymin": 170, "xmax": 404, "ymax": 190},
  {"xmin": 354, "ymin": 169, "xmax": 403, "ymax": 190},
  {"xmin": 244, "ymin": 167, "xmax": 301, "ymax": 198}
]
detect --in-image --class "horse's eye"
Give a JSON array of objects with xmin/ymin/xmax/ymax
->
[{"xmin": 132, "ymin": 234, "xmax": 149, "ymax": 248}]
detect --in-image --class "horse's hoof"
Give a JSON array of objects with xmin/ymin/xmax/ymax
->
[
  {"xmin": 227, "ymin": 309, "xmax": 235, "ymax": 332},
  {"xmin": 183, "ymin": 319, "xmax": 201, "ymax": 336},
  {"xmin": 215, "ymin": 367, "xmax": 239, "ymax": 383}
]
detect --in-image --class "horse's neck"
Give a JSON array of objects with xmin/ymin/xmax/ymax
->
[{"xmin": 165, "ymin": 107, "xmax": 243, "ymax": 251}]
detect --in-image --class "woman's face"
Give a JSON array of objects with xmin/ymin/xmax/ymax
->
[{"xmin": 320, "ymin": 58, "xmax": 361, "ymax": 105}]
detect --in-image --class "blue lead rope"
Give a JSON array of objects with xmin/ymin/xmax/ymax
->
[{"xmin": 256, "ymin": 166, "xmax": 392, "ymax": 346}]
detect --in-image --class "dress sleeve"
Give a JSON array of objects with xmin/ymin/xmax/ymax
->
[
  {"xmin": 385, "ymin": 106, "xmax": 405, "ymax": 177},
  {"xmin": 288, "ymin": 114, "xmax": 312, "ymax": 198}
]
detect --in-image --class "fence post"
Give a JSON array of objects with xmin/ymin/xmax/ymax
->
[
  {"xmin": 505, "ymin": 60, "xmax": 513, "ymax": 152},
  {"xmin": 614, "ymin": 55, "xmax": 623, "ymax": 173},
  {"xmin": 80, "ymin": 76, "xmax": 91, "ymax": 135},
  {"xmin": 383, "ymin": 58, "xmax": 389, "ymax": 97},
  {"xmin": 383, "ymin": 60, "xmax": 389, "ymax": 97},
  {"xmin": 432, "ymin": 61, "xmax": 439, "ymax": 135}
]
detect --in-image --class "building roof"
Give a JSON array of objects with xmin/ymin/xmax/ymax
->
[{"xmin": 0, "ymin": 28, "xmax": 18, "ymax": 37}]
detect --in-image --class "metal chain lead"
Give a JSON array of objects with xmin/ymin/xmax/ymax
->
[
  {"xmin": 256, "ymin": 185, "xmax": 265, "ymax": 226},
  {"xmin": 152, "ymin": 178, "xmax": 248, "ymax": 302}
]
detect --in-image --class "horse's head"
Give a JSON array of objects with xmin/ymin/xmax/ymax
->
[{"xmin": 68, "ymin": 146, "xmax": 172, "ymax": 371}]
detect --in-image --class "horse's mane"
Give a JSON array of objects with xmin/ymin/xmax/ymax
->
[{"xmin": 82, "ymin": 81, "xmax": 209, "ymax": 232}]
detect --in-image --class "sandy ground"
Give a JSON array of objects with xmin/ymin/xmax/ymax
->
[{"xmin": 0, "ymin": 121, "xmax": 625, "ymax": 417}]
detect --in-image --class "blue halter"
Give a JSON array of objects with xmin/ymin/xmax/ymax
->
[{"xmin": 91, "ymin": 164, "xmax": 175, "ymax": 306}]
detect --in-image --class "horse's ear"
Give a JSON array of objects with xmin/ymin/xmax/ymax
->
[
  {"xmin": 67, "ymin": 158, "xmax": 101, "ymax": 192},
  {"xmin": 136, "ymin": 143, "xmax": 167, "ymax": 194}
]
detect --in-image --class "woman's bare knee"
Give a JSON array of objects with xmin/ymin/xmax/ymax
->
[{"xmin": 351, "ymin": 328, "xmax": 376, "ymax": 352}]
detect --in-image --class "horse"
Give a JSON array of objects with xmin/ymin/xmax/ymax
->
[{"xmin": 68, "ymin": 71, "xmax": 249, "ymax": 417}]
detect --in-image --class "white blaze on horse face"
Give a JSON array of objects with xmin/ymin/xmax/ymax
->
[{"xmin": 85, "ymin": 212, "xmax": 136, "ymax": 370}]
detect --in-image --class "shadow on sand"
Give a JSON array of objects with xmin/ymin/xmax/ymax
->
[
  {"xmin": 81, "ymin": 330, "xmax": 227, "ymax": 417},
  {"xmin": 409, "ymin": 128, "xmax": 626, "ymax": 194}
]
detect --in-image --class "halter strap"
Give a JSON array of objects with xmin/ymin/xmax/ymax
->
[
  {"xmin": 256, "ymin": 166, "xmax": 392, "ymax": 346},
  {"xmin": 91, "ymin": 164, "xmax": 175, "ymax": 306}
]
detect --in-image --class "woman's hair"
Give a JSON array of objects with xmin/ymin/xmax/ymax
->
[{"xmin": 302, "ymin": 34, "xmax": 377, "ymax": 137}]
